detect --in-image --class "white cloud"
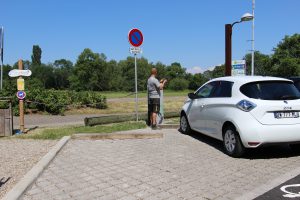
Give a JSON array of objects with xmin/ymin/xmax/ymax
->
[
  {"xmin": 187, "ymin": 66, "xmax": 203, "ymax": 74},
  {"xmin": 207, "ymin": 66, "xmax": 216, "ymax": 71}
]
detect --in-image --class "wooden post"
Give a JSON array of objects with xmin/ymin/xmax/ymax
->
[{"xmin": 18, "ymin": 59, "xmax": 25, "ymax": 132}]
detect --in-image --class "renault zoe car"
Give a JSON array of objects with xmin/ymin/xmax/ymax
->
[{"xmin": 180, "ymin": 76, "xmax": 300, "ymax": 157}]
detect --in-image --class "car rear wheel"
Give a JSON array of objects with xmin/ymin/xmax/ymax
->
[
  {"xmin": 223, "ymin": 125, "xmax": 245, "ymax": 157},
  {"xmin": 180, "ymin": 114, "xmax": 191, "ymax": 135}
]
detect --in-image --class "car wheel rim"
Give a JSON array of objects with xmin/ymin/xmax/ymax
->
[
  {"xmin": 224, "ymin": 130, "xmax": 236, "ymax": 153},
  {"xmin": 180, "ymin": 116, "xmax": 187, "ymax": 132}
]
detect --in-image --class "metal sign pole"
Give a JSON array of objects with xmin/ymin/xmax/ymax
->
[
  {"xmin": 0, "ymin": 26, "xmax": 3, "ymax": 90},
  {"xmin": 128, "ymin": 28, "xmax": 143, "ymax": 122},
  {"xmin": 0, "ymin": 59, "xmax": 3, "ymax": 90},
  {"xmin": 251, "ymin": 0, "xmax": 255, "ymax": 76},
  {"xmin": 134, "ymin": 53, "xmax": 138, "ymax": 121}
]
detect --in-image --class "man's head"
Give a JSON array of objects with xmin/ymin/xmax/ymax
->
[{"xmin": 151, "ymin": 68, "xmax": 157, "ymax": 76}]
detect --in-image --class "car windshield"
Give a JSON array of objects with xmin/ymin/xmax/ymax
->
[{"xmin": 240, "ymin": 81, "xmax": 300, "ymax": 100}]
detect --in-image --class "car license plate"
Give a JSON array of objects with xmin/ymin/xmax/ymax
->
[{"xmin": 274, "ymin": 112, "xmax": 299, "ymax": 119}]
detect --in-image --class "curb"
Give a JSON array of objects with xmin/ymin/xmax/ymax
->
[
  {"xmin": 2, "ymin": 136, "xmax": 71, "ymax": 200},
  {"xmin": 236, "ymin": 165, "xmax": 300, "ymax": 200},
  {"xmin": 159, "ymin": 124, "xmax": 179, "ymax": 129},
  {"xmin": 72, "ymin": 133, "xmax": 163, "ymax": 140}
]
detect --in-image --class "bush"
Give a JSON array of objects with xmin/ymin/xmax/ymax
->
[
  {"xmin": 168, "ymin": 78, "xmax": 189, "ymax": 91},
  {"xmin": 26, "ymin": 89, "xmax": 107, "ymax": 115},
  {"xmin": 1, "ymin": 88, "xmax": 107, "ymax": 115}
]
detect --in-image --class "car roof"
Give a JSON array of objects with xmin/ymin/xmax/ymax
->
[
  {"xmin": 210, "ymin": 76, "xmax": 292, "ymax": 85},
  {"xmin": 289, "ymin": 77, "xmax": 300, "ymax": 81}
]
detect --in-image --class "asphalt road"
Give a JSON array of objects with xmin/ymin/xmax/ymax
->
[
  {"xmin": 255, "ymin": 174, "xmax": 300, "ymax": 200},
  {"xmin": 13, "ymin": 114, "xmax": 104, "ymax": 128}
]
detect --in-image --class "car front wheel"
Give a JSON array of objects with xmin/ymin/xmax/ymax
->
[
  {"xmin": 223, "ymin": 125, "xmax": 245, "ymax": 157},
  {"xmin": 180, "ymin": 114, "xmax": 191, "ymax": 135}
]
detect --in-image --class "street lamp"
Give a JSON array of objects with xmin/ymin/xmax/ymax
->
[{"xmin": 225, "ymin": 13, "xmax": 254, "ymax": 76}]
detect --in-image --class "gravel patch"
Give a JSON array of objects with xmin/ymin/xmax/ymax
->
[{"xmin": 0, "ymin": 139, "xmax": 56, "ymax": 199}]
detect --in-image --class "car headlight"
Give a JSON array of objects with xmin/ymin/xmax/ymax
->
[{"xmin": 236, "ymin": 100, "xmax": 256, "ymax": 112}]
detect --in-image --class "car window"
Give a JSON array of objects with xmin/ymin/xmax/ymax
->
[
  {"xmin": 195, "ymin": 81, "xmax": 233, "ymax": 98},
  {"xmin": 195, "ymin": 83, "xmax": 215, "ymax": 98},
  {"xmin": 240, "ymin": 81, "xmax": 300, "ymax": 100},
  {"xmin": 294, "ymin": 81, "xmax": 300, "ymax": 92},
  {"xmin": 210, "ymin": 81, "xmax": 233, "ymax": 98}
]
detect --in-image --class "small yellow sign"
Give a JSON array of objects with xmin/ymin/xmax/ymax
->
[{"xmin": 17, "ymin": 78, "xmax": 25, "ymax": 91}]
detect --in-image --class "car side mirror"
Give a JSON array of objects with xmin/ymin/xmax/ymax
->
[{"xmin": 188, "ymin": 92, "xmax": 198, "ymax": 100}]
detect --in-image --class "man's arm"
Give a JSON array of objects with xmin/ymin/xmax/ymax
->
[{"xmin": 159, "ymin": 79, "xmax": 167, "ymax": 90}]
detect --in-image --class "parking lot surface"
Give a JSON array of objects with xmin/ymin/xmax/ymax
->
[{"xmin": 22, "ymin": 129, "xmax": 300, "ymax": 200}]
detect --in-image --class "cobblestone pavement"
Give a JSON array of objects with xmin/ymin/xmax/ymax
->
[{"xmin": 22, "ymin": 129, "xmax": 300, "ymax": 200}]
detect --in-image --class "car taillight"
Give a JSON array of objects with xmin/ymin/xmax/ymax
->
[{"xmin": 236, "ymin": 100, "xmax": 256, "ymax": 112}]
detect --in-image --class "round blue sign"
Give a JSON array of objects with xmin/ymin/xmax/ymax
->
[
  {"xmin": 16, "ymin": 91, "xmax": 26, "ymax": 100},
  {"xmin": 128, "ymin": 28, "xmax": 143, "ymax": 47}
]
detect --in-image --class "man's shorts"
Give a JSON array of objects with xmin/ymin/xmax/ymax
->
[{"xmin": 149, "ymin": 98, "xmax": 160, "ymax": 113}]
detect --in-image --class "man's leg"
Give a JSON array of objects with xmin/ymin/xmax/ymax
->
[
  {"xmin": 149, "ymin": 99, "xmax": 153, "ymax": 126},
  {"xmin": 152, "ymin": 112, "xmax": 157, "ymax": 126}
]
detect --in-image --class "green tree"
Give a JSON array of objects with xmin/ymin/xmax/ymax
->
[
  {"xmin": 168, "ymin": 78, "xmax": 189, "ymax": 90},
  {"xmin": 32, "ymin": 63, "xmax": 55, "ymax": 88},
  {"xmin": 137, "ymin": 57, "xmax": 152, "ymax": 91},
  {"xmin": 53, "ymin": 59, "xmax": 73, "ymax": 89},
  {"xmin": 211, "ymin": 65, "xmax": 225, "ymax": 78},
  {"xmin": 271, "ymin": 34, "xmax": 300, "ymax": 77},
  {"xmin": 244, "ymin": 51, "xmax": 272, "ymax": 76},
  {"xmin": 31, "ymin": 45, "xmax": 42, "ymax": 66},
  {"xmin": 2, "ymin": 64, "xmax": 12, "ymax": 80},
  {"xmin": 166, "ymin": 62, "xmax": 186, "ymax": 80},
  {"xmin": 117, "ymin": 57, "xmax": 153, "ymax": 91},
  {"xmin": 106, "ymin": 60, "xmax": 123, "ymax": 91},
  {"xmin": 154, "ymin": 62, "xmax": 167, "ymax": 80},
  {"xmin": 70, "ymin": 48, "xmax": 109, "ymax": 91},
  {"xmin": 188, "ymin": 73, "xmax": 208, "ymax": 90}
]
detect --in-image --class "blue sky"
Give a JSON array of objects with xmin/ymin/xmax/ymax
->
[{"xmin": 1, "ymin": 0, "xmax": 300, "ymax": 73}]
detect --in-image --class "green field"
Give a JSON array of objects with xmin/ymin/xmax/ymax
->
[
  {"xmin": 101, "ymin": 90, "xmax": 192, "ymax": 99},
  {"xmin": 65, "ymin": 90, "xmax": 191, "ymax": 115}
]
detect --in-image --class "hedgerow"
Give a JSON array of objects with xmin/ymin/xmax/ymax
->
[{"xmin": 0, "ymin": 89, "xmax": 107, "ymax": 115}]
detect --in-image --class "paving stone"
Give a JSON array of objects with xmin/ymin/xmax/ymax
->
[{"xmin": 22, "ymin": 129, "xmax": 300, "ymax": 200}]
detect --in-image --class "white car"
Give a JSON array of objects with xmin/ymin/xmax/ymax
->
[{"xmin": 180, "ymin": 76, "xmax": 300, "ymax": 157}]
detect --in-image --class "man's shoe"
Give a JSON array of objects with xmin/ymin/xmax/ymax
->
[
  {"xmin": 151, "ymin": 124, "xmax": 157, "ymax": 130},
  {"xmin": 151, "ymin": 124, "xmax": 161, "ymax": 130}
]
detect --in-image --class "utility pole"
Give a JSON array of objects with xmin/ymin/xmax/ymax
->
[{"xmin": 251, "ymin": 0, "xmax": 255, "ymax": 76}]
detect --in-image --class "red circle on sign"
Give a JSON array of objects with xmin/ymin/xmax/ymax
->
[
  {"xmin": 128, "ymin": 28, "xmax": 143, "ymax": 47},
  {"xmin": 16, "ymin": 91, "xmax": 26, "ymax": 100}
]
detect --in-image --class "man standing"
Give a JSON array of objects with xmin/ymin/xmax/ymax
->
[{"xmin": 147, "ymin": 68, "xmax": 167, "ymax": 129}]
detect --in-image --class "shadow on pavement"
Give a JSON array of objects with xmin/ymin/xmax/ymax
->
[
  {"xmin": 0, "ymin": 177, "xmax": 11, "ymax": 188},
  {"xmin": 180, "ymin": 129, "xmax": 300, "ymax": 160}
]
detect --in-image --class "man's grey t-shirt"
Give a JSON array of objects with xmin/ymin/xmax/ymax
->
[{"xmin": 147, "ymin": 76, "xmax": 160, "ymax": 98}]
